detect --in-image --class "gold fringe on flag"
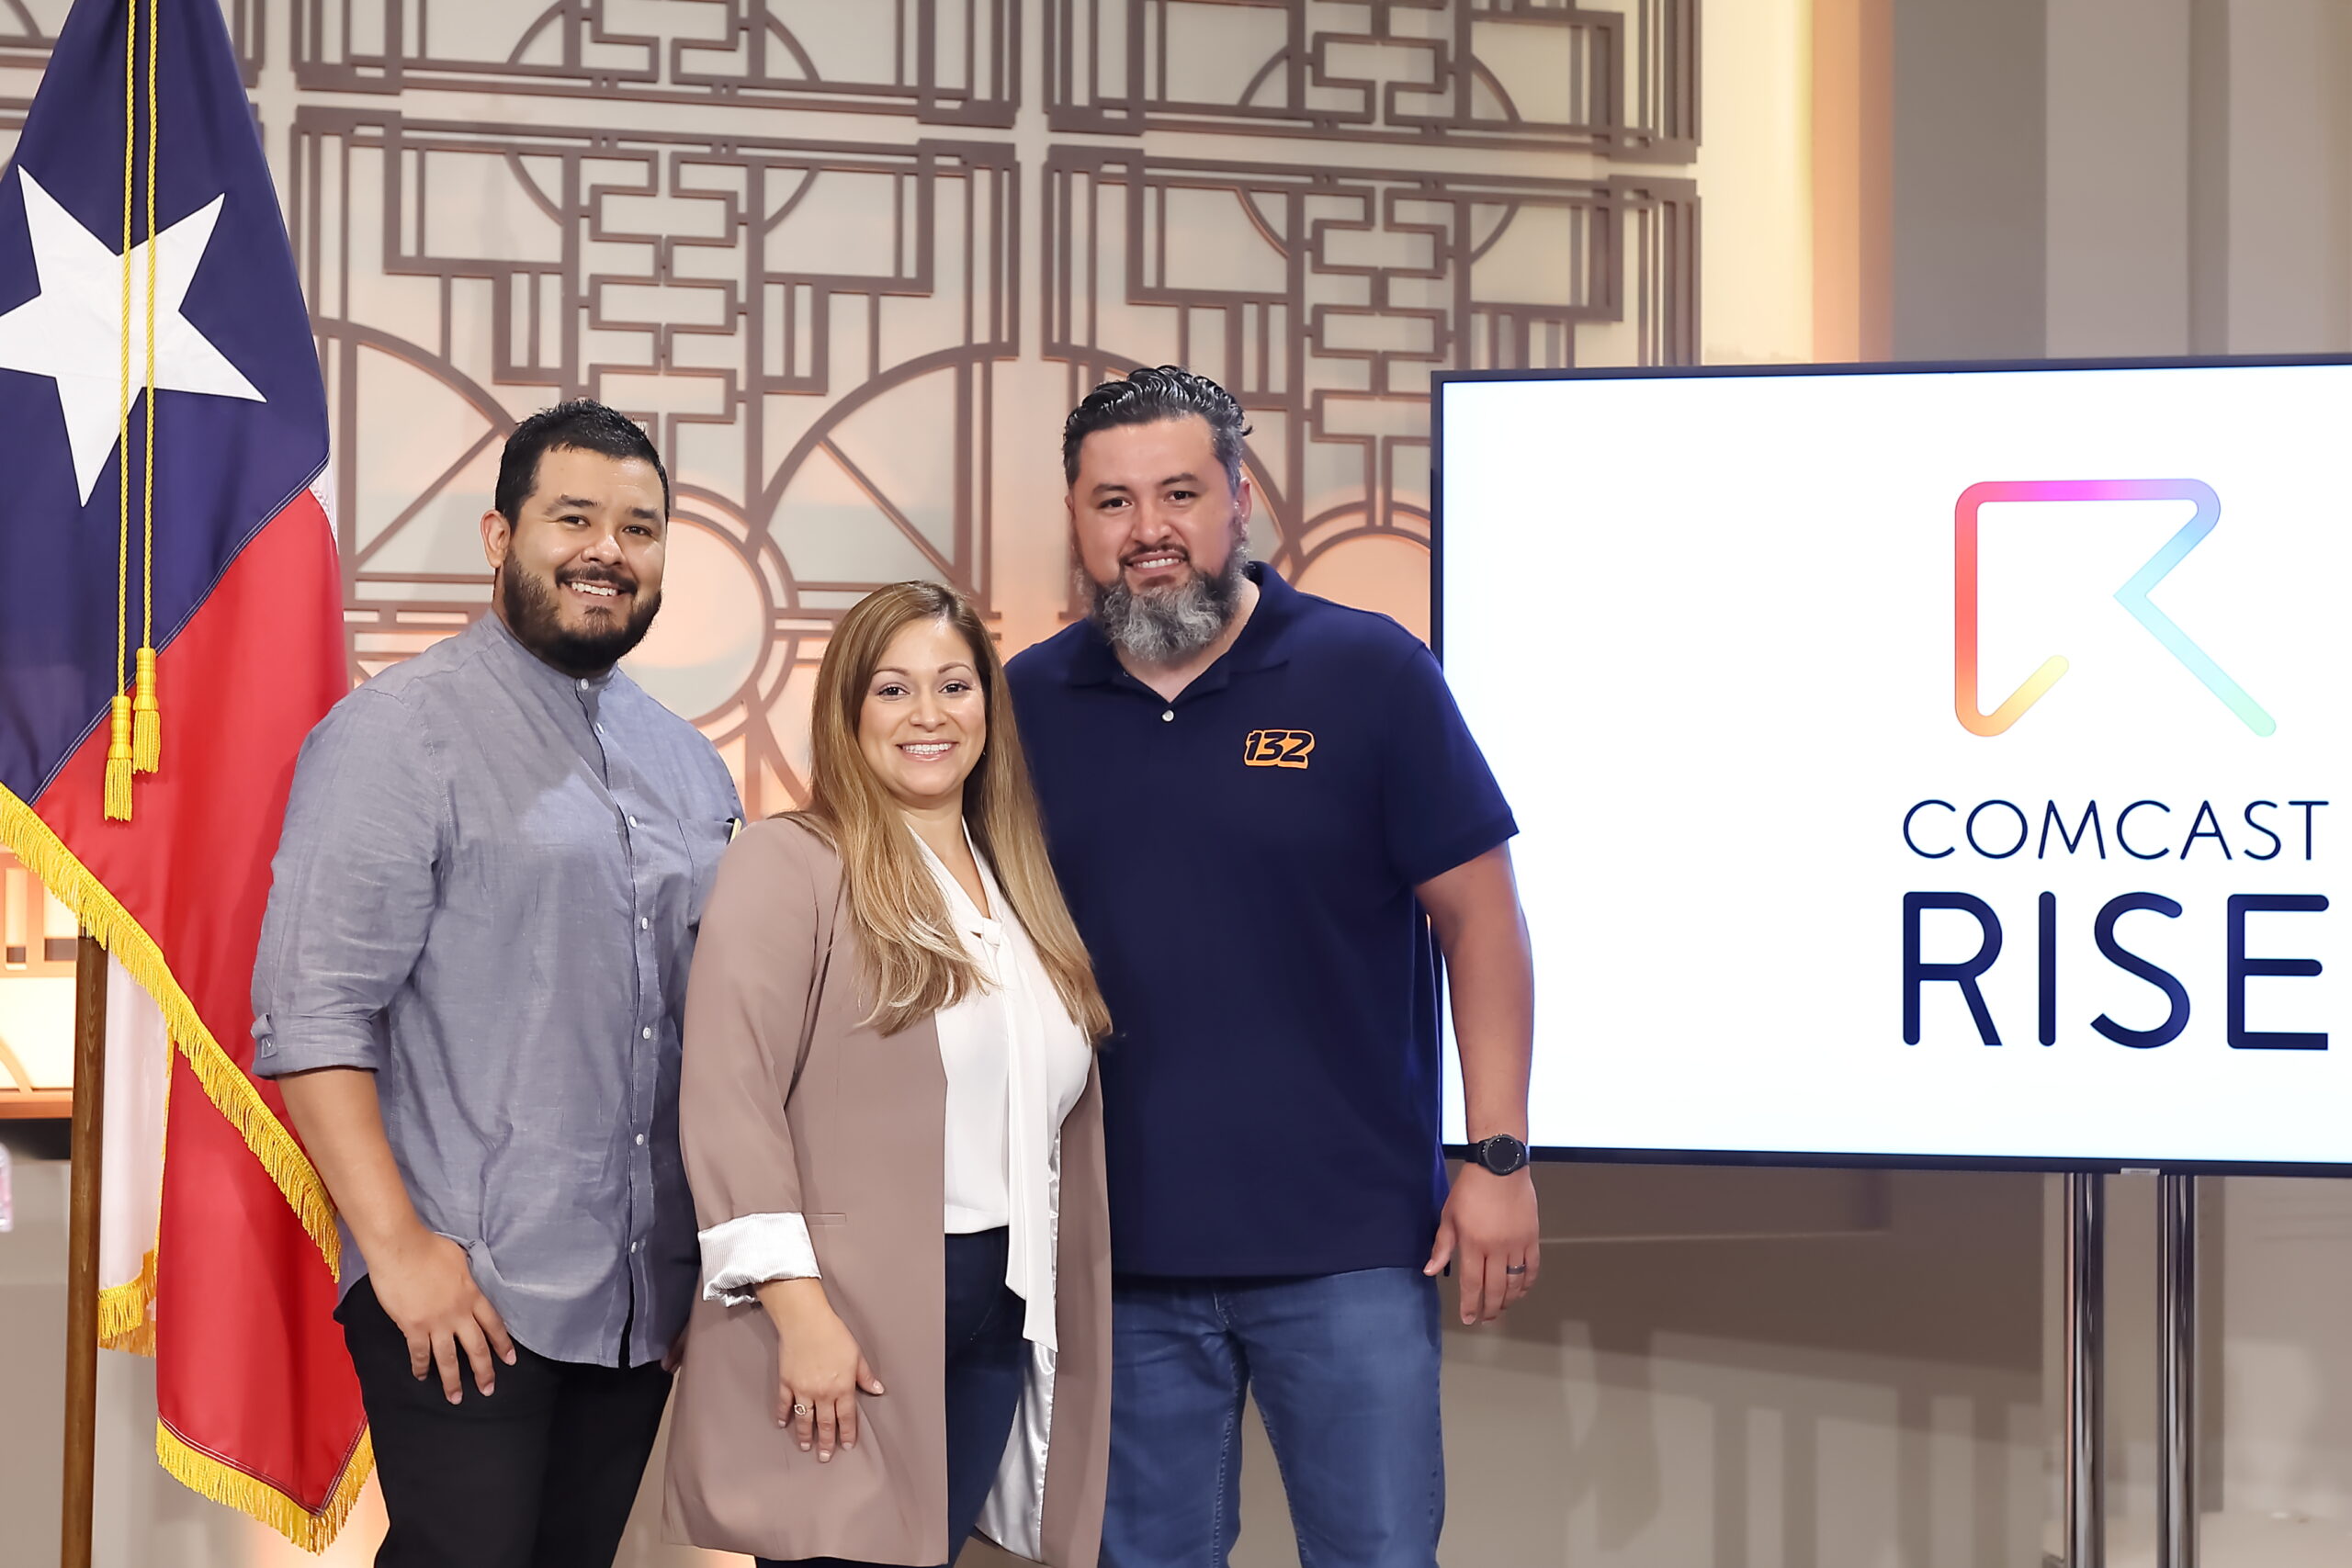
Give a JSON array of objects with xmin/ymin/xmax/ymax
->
[
  {"xmin": 1, "ymin": 783, "xmax": 368, "ymax": 1546},
  {"xmin": 158, "ymin": 1421, "xmax": 374, "ymax": 1553},
  {"xmin": 98, "ymin": 1247, "xmax": 158, "ymax": 1357},
  {"xmin": 0, "ymin": 786, "xmax": 340, "ymax": 1268}
]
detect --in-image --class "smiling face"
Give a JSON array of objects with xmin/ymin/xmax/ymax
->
[
  {"xmin": 481, "ymin": 446, "xmax": 668, "ymax": 676},
  {"xmin": 856, "ymin": 615, "xmax": 988, "ymax": 816},
  {"xmin": 1067, "ymin": 414, "xmax": 1253, "ymax": 665},
  {"xmin": 1069, "ymin": 413, "xmax": 1250, "ymax": 590}
]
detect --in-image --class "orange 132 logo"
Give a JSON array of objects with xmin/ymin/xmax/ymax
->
[{"xmin": 1243, "ymin": 728, "xmax": 1315, "ymax": 769}]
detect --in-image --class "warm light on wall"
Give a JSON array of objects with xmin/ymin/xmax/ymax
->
[
  {"xmin": 0, "ymin": 851, "xmax": 76, "ymax": 1101},
  {"xmin": 1809, "ymin": 0, "xmax": 1894, "ymax": 363},
  {"xmin": 1697, "ymin": 0, "xmax": 1818, "ymax": 366}
]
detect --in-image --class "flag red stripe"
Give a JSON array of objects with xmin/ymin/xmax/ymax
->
[{"xmin": 38, "ymin": 487, "xmax": 364, "ymax": 1514}]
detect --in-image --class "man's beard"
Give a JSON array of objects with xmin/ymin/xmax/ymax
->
[
  {"xmin": 1086, "ymin": 523, "xmax": 1249, "ymax": 665},
  {"xmin": 499, "ymin": 562, "xmax": 662, "ymax": 674}
]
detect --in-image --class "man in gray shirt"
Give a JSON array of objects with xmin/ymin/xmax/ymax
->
[{"xmin": 252, "ymin": 400, "xmax": 741, "ymax": 1568}]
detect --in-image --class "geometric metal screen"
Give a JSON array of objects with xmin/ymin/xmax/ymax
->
[{"xmin": 2, "ymin": 0, "xmax": 1699, "ymax": 827}]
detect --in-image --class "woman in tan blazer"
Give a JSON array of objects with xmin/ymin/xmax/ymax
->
[{"xmin": 664, "ymin": 581, "xmax": 1114, "ymax": 1567}]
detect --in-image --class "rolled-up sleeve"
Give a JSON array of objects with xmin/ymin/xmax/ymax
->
[
  {"xmin": 698, "ymin": 1212, "xmax": 820, "ymax": 1303},
  {"xmin": 250, "ymin": 688, "xmax": 445, "ymax": 1078}
]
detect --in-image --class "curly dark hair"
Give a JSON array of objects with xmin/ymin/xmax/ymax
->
[
  {"xmin": 494, "ymin": 400, "xmax": 672, "ymax": 523},
  {"xmin": 1061, "ymin": 366, "xmax": 1252, "ymax": 491}
]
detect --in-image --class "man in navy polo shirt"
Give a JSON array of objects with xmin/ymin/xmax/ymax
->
[{"xmin": 1006, "ymin": 366, "xmax": 1539, "ymax": 1568}]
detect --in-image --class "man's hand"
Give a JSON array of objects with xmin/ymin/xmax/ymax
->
[
  {"xmin": 276, "ymin": 1068, "xmax": 514, "ymax": 1401},
  {"xmin": 1415, "ymin": 846, "xmax": 1539, "ymax": 1325},
  {"xmin": 1424, "ymin": 1166, "xmax": 1540, "ymax": 1325},
  {"xmin": 370, "ymin": 1230, "xmax": 516, "ymax": 1404}
]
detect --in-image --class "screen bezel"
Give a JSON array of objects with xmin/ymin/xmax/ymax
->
[{"xmin": 1430, "ymin": 353, "xmax": 2352, "ymax": 1176}]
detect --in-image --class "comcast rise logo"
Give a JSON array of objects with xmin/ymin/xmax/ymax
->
[{"xmin": 1952, "ymin": 479, "xmax": 2275, "ymax": 738}]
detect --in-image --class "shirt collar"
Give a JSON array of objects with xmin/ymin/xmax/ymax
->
[
  {"xmin": 1065, "ymin": 561, "xmax": 1298, "ymax": 693},
  {"xmin": 472, "ymin": 609, "xmax": 621, "ymax": 702}
]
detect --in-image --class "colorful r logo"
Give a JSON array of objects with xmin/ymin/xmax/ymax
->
[{"xmin": 1953, "ymin": 479, "xmax": 2274, "ymax": 738}]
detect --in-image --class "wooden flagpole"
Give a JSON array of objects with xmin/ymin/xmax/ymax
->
[{"xmin": 61, "ymin": 931, "xmax": 107, "ymax": 1568}]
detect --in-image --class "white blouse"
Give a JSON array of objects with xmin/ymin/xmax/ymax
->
[{"xmin": 699, "ymin": 825, "xmax": 1091, "ymax": 1350}]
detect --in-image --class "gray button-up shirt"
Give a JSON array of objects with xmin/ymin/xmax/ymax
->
[{"xmin": 251, "ymin": 614, "xmax": 741, "ymax": 1367}]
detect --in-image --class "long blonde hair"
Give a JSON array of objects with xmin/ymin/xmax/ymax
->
[{"xmin": 797, "ymin": 581, "xmax": 1112, "ymax": 1041}]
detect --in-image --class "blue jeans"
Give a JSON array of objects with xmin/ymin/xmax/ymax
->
[
  {"xmin": 759, "ymin": 1227, "xmax": 1026, "ymax": 1568},
  {"xmin": 1101, "ymin": 1269, "xmax": 1443, "ymax": 1568}
]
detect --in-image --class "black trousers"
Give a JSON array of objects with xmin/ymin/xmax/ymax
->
[{"xmin": 338, "ymin": 1275, "xmax": 673, "ymax": 1568}]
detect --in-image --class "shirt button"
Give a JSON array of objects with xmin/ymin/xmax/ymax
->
[
  {"xmin": 1160, "ymin": 709, "xmax": 1174, "ymax": 723},
  {"xmin": 639, "ymin": 916, "xmax": 650, "ymax": 931},
  {"xmin": 629, "ymin": 1241, "xmax": 640, "ymax": 1253},
  {"xmin": 635, "ymin": 1133, "xmax": 646, "ymax": 1146},
  {"xmin": 627, "ymin": 815, "xmax": 639, "ymax": 829},
  {"xmin": 578, "ymin": 679, "xmax": 590, "ymax": 692},
  {"xmin": 641, "ymin": 1027, "xmax": 653, "ymax": 1040}
]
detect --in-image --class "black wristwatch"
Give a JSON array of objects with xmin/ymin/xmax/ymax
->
[{"xmin": 1465, "ymin": 1133, "xmax": 1530, "ymax": 1176}]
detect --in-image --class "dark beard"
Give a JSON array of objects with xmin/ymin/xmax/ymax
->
[
  {"xmin": 498, "ymin": 563, "xmax": 662, "ymax": 675},
  {"xmin": 1086, "ymin": 530, "xmax": 1249, "ymax": 665}
]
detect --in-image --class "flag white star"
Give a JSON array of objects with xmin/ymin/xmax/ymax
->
[{"xmin": 0, "ymin": 170, "xmax": 266, "ymax": 505}]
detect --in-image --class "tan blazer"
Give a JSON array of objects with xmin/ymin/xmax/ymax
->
[{"xmin": 662, "ymin": 818, "xmax": 1113, "ymax": 1565}]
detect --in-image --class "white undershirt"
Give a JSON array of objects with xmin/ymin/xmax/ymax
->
[
  {"xmin": 700, "ymin": 824, "xmax": 1092, "ymax": 1349},
  {"xmin": 936, "ymin": 840, "xmax": 1012, "ymax": 1233}
]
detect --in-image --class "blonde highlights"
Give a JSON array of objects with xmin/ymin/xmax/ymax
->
[{"xmin": 798, "ymin": 581, "xmax": 1112, "ymax": 1041}]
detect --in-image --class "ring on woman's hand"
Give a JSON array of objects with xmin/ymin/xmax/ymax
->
[
  {"xmin": 792, "ymin": 1402, "xmax": 813, "ymax": 1416},
  {"xmin": 1504, "ymin": 1263, "xmax": 1527, "ymax": 1276}
]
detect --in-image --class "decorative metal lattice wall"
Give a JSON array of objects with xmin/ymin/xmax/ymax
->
[{"xmin": 0, "ymin": 0, "xmax": 1700, "ymax": 814}]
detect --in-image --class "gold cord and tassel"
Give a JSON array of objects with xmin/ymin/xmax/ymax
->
[
  {"xmin": 105, "ymin": 0, "xmax": 163, "ymax": 819},
  {"xmin": 131, "ymin": 0, "xmax": 161, "ymax": 778},
  {"xmin": 104, "ymin": 697, "xmax": 135, "ymax": 821},
  {"xmin": 131, "ymin": 648, "xmax": 160, "ymax": 773},
  {"xmin": 104, "ymin": 0, "xmax": 138, "ymax": 822}
]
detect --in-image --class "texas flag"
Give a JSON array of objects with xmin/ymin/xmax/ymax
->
[{"xmin": 0, "ymin": 0, "xmax": 366, "ymax": 1547}]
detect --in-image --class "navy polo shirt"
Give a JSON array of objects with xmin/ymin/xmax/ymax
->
[{"xmin": 1006, "ymin": 564, "xmax": 1516, "ymax": 1277}]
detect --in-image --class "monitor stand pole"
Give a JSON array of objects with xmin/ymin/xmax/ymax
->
[
  {"xmin": 2157, "ymin": 1174, "xmax": 2199, "ymax": 1568},
  {"xmin": 2064, "ymin": 1171, "xmax": 2105, "ymax": 1568}
]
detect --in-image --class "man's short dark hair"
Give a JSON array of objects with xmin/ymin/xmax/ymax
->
[
  {"xmin": 1061, "ymin": 366, "xmax": 1252, "ymax": 491},
  {"xmin": 494, "ymin": 400, "xmax": 672, "ymax": 524}
]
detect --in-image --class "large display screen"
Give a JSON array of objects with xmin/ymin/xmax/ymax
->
[{"xmin": 1435, "ymin": 359, "xmax": 2352, "ymax": 1169}]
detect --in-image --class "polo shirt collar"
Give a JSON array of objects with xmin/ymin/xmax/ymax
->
[{"xmin": 1065, "ymin": 561, "xmax": 1298, "ymax": 694}]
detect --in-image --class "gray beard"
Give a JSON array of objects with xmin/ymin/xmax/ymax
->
[{"xmin": 1087, "ymin": 539, "xmax": 1249, "ymax": 665}]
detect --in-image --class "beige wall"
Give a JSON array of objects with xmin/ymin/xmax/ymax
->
[{"xmin": 1892, "ymin": 0, "xmax": 2048, "ymax": 361}]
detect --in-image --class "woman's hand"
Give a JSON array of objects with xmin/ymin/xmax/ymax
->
[{"xmin": 755, "ymin": 1278, "xmax": 886, "ymax": 1461}]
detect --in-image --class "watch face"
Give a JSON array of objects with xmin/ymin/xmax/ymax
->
[{"xmin": 1482, "ymin": 1135, "xmax": 1527, "ymax": 1173}]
